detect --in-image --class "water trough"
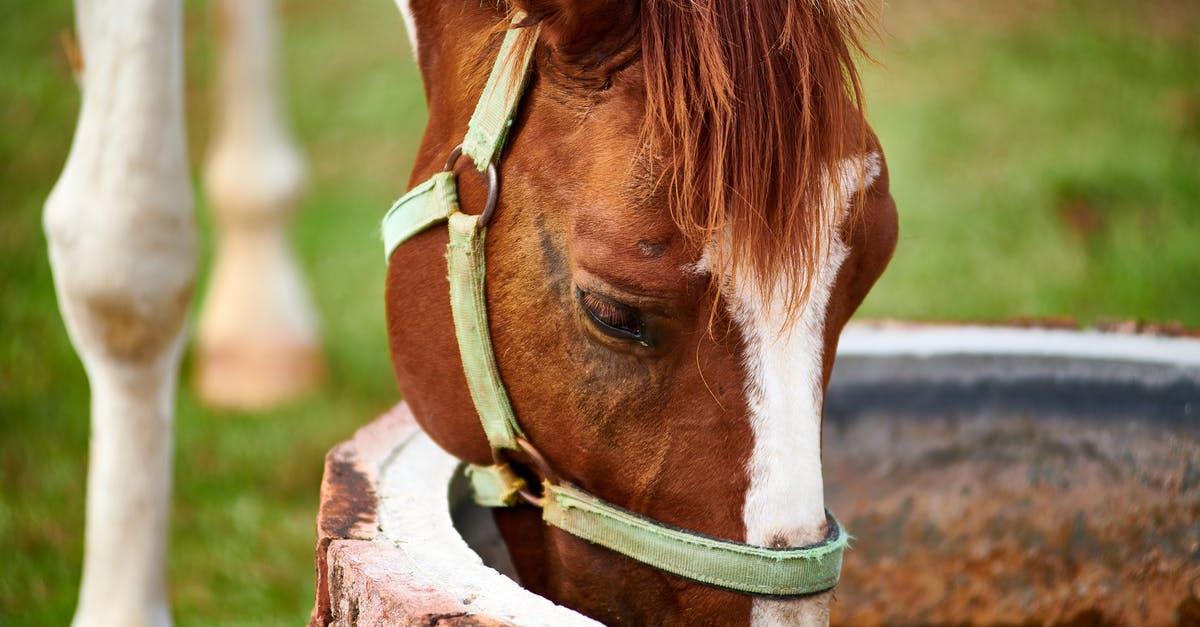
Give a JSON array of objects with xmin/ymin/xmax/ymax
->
[{"xmin": 309, "ymin": 323, "xmax": 1200, "ymax": 626}]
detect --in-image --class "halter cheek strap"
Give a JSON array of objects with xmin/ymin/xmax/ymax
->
[{"xmin": 381, "ymin": 14, "xmax": 849, "ymax": 598}]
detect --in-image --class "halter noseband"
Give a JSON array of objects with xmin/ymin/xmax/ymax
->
[{"xmin": 381, "ymin": 15, "xmax": 849, "ymax": 597}]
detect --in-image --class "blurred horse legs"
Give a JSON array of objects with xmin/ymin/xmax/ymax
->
[{"xmin": 197, "ymin": 0, "xmax": 323, "ymax": 410}]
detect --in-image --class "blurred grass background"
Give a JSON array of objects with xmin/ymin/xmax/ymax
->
[{"xmin": 1, "ymin": 0, "xmax": 1196, "ymax": 624}]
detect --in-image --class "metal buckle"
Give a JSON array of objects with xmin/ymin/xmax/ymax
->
[
  {"xmin": 492, "ymin": 436, "xmax": 559, "ymax": 508},
  {"xmin": 444, "ymin": 144, "xmax": 499, "ymax": 229}
]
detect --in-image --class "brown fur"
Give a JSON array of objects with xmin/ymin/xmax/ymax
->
[{"xmin": 386, "ymin": 1, "xmax": 896, "ymax": 624}]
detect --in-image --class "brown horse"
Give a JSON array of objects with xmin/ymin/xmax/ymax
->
[{"xmin": 385, "ymin": 1, "xmax": 897, "ymax": 624}]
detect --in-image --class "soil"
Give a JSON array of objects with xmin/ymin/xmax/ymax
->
[{"xmin": 823, "ymin": 411, "xmax": 1200, "ymax": 625}]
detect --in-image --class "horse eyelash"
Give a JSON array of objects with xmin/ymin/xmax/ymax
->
[
  {"xmin": 579, "ymin": 290, "xmax": 641, "ymax": 335},
  {"xmin": 580, "ymin": 292, "xmax": 633, "ymax": 326}
]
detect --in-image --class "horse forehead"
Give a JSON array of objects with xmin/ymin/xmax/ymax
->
[{"xmin": 567, "ymin": 207, "xmax": 697, "ymax": 291}]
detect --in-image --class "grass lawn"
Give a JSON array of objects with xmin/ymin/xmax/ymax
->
[
  {"xmin": 1, "ymin": 0, "xmax": 1196, "ymax": 624},
  {"xmin": 857, "ymin": 0, "xmax": 1200, "ymax": 324}
]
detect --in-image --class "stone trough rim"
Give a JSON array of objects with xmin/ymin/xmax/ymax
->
[
  {"xmin": 837, "ymin": 320, "xmax": 1200, "ymax": 367},
  {"xmin": 308, "ymin": 402, "xmax": 599, "ymax": 626},
  {"xmin": 309, "ymin": 322, "xmax": 1200, "ymax": 626}
]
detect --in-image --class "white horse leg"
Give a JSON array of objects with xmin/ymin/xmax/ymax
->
[
  {"xmin": 196, "ymin": 0, "xmax": 322, "ymax": 409},
  {"xmin": 44, "ymin": 1, "xmax": 194, "ymax": 626}
]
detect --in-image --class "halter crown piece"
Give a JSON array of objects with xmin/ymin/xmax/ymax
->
[{"xmin": 381, "ymin": 14, "xmax": 849, "ymax": 597}]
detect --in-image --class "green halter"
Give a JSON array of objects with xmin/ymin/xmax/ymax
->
[{"xmin": 381, "ymin": 15, "xmax": 849, "ymax": 597}]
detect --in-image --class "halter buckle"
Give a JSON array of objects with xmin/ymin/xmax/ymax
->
[
  {"xmin": 444, "ymin": 144, "xmax": 499, "ymax": 229},
  {"xmin": 491, "ymin": 436, "xmax": 559, "ymax": 508}
]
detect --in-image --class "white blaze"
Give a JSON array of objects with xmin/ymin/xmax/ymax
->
[{"xmin": 728, "ymin": 154, "xmax": 880, "ymax": 626}]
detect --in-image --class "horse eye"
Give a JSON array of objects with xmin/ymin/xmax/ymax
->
[{"xmin": 577, "ymin": 289, "xmax": 646, "ymax": 342}]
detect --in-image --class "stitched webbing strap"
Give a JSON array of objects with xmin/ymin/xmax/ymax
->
[
  {"xmin": 543, "ymin": 482, "xmax": 849, "ymax": 596},
  {"xmin": 447, "ymin": 213, "xmax": 524, "ymax": 450},
  {"xmin": 463, "ymin": 19, "xmax": 540, "ymax": 170},
  {"xmin": 382, "ymin": 172, "xmax": 458, "ymax": 260},
  {"xmin": 466, "ymin": 463, "xmax": 527, "ymax": 508},
  {"xmin": 381, "ymin": 13, "xmax": 536, "ymax": 259}
]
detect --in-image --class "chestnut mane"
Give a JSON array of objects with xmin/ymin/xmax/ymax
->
[
  {"xmin": 500, "ymin": 1, "xmax": 877, "ymax": 311},
  {"xmin": 641, "ymin": 0, "xmax": 876, "ymax": 311}
]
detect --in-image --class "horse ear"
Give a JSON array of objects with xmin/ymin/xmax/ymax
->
[{"xmin": 511, "ymin": 0, "xmax": 636, "ymax": 58}]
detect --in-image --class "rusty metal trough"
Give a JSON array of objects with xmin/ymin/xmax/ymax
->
[{"xmin": 310, "ymin": 323, "xmax": 1200, "ymax": 626}]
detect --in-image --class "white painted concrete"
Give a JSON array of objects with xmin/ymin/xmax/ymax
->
[
  {"xmin": 197, "ymin": 0, "xmax": 322, "ymax": 409},
  {"xmin": 43, "ymin": 1, "xmax": 194, "ymax": 625},
  {"xmin": 839, "ymin": 323, "xmax": 1200, "ymax": 367},
  {"xmin": 376, "ymin": 433, "xmax": 600, "ymax": 627}
]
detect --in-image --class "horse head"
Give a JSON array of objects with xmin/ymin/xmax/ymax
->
[{"xmin": 385, "ymin": 1, "xmax": 897, "ymax": 624}]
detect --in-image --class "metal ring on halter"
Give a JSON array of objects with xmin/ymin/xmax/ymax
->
[
  {"xmin": 517, "ymin": 483, "xmax": 545, "ymax": 508},
  {"xmin": 491, "ymin": 436, "xmax": 560, "ymax": 508},
  {"xmin": 443, "ymin": 144, "xmax": 500, "ymax": 228},
  {"xmin": 514, "ymin": 436, "xmax": 558, "ymax": 507},
  {"xmin": 515, "ymin": 436, "xmax": 559, "ymax": 485}
]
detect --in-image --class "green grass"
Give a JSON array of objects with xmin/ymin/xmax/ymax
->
[
  {"xmin": 856, "ymin": 0, "xmax": 1200, "ymax": 323},
  {"xmin": 1, "ymin": 0, "xmax": 1197, "ymax": 624}
]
